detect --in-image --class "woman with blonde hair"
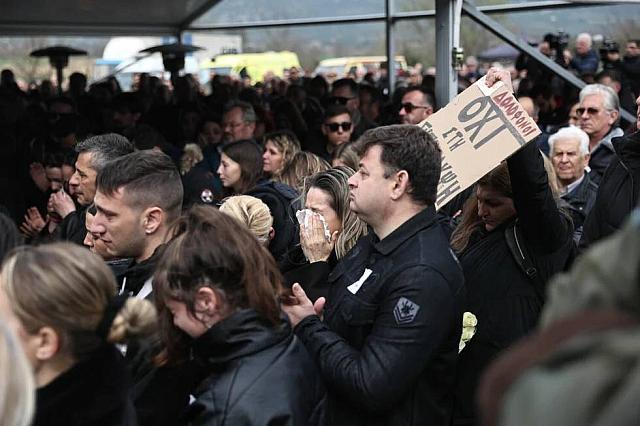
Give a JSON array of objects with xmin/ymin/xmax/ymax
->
[
  {"xmin": 331, "ymin": 141, "xmax": 360, "ymax": 171},
  {"xmin": 275, "ymin": 151, "xmax": 331, "ymax": 193},
  {"xmin": 262, "ymin": 130, "xmax": 301, "ymax": 179},
  {"xmin": 0, "ymin": 321, "xmax": 34, "ymax": 426},
  {"xmin": 282, "ymin": 166, "xmax": 368, "ymax": 301},
  {"xmin": 219, "ymin": 195, "xmax": 274, "ymax": 246},
  {"xmin": 0, "ymin": 243, "xmax": 157, "ymax": 426}
]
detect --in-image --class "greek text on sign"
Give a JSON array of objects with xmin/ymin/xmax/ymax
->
[{"xmin": 418, "ymin": 78, "xmax": 540, "ymax": 209}]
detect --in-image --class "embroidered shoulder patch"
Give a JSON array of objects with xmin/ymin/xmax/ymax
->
[
  {"xmin": 393, "ymin": 297, "xmax": 420, "ymax": 325},
  {"xmin": 200, "ymin": 189, "xmax": 214, "ymax": 204}
]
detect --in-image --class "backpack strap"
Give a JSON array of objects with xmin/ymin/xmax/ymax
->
[{"xmin": 504, "ymin": 219, "xmax": 545, "ymax": 304}]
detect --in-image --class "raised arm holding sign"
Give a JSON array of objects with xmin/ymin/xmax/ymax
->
[
  {"xmin": 445, "ymin": 68, "xmax": 577, "ymax": 425},
  {"xmin": 418, "ymin": 68, "xmax": 540, "ymax": 210}
]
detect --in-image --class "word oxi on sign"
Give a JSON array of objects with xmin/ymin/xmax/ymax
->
[{"xmin": 418, "ymin": 78, "xmax": 540, "ymax": 210}]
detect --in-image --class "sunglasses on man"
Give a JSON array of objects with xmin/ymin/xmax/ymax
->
[
  {"xmin": 401, "ymin": 102, "xmax": 431, "ymax": 114},
  {"xmin": 576, "ymin": 107, "xmax": 605, "ymax": 116},
  {"xmin": 324, "ymin": 122, "xmax": 352, "ymax": 132},
  {"xmin": 328, "ymin": 96, "xmax": 355, "ymax": 106}
]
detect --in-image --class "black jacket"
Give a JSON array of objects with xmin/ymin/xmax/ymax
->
[
  {"xmin": 34, "ymin": 345, "xmax": 136, "ymax": 426},
  {"xmin": 185, "ymin": 309, "xmax": 326, "ymax": 426},
  {"xmin": 453, "ymin": 140, "xmax": 575, "ymax": 424},
  {"xmin": 562, "ymin": 171, "xmax": 599, "ymax": 239},
  {"xmin": 115, "ymin": 244, "xmax": 200, "ymax": 426},
  {"xmin": 295, "ymin": 206, "xmax": 464, "ymax": 426},
  {"xmin": 588, "ymin": 127, "xmax": 625, "ymax": 184},
  {"xmin": 281, "ymin": 246, "xmax": 337, "ymax": 303},
  {"xmin": 58, "ymin": 205, "xmax": 88, "ymax": 246},
  {"xmin": 580, "ymin": 130, "xmax": 640, "ymax": 249}
]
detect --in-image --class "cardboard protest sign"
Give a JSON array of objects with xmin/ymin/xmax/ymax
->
[{"xmin": 418, "ymin": 78, "xmax": 540, "ymax": 210}]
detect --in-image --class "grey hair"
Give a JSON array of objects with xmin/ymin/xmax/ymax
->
[
  {"xmin": 548, "ymin": 125, "xmax": 590, "ymax": 156},
  {"xmin": 224, "ymin": 100, "xmax": 257, "ymax": 123},
  {"xmin": 576, "ymin": 33, "xmax": 592, "ymax": 47},
  {"xmin": 579, "ymin": 84, "xmax": 620, "ymax": 113},
  {"xmin": 74, "ymin": 133, "xmax": 134, "ymax": 173}
]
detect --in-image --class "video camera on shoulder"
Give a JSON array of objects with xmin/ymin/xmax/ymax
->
[
  {"xmin": 599, "ymin": 38, "xmax": 620, "ymax": 61},
  {"xmin": 544, "ymin": 31, "xmax": 570, "ymax": 65}
]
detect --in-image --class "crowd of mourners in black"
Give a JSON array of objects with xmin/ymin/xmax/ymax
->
[{"xmin": 1, "ymin": 32, "xmax": 640, "ymax": 426}]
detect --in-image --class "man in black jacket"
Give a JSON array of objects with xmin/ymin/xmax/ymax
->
[
  {"xmin": 580, "ymin": 94, "xmax": 640, "ymax": 249},
  {"xmin": 60, "ymin": 133, "xmax": 133, "ymax": 245},
  {"xmin": 91, "ymin": 150, "xmax": 197, "ymax": 426},
  {"xmin": 284, "ymin": 124, "xmax": 464, "ymax": 426},
  {"xmin": 91, "ymin": 150, "xmax": 183, "ymax": 298}
]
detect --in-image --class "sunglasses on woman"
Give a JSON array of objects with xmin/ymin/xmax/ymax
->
[{"xmin": 325, "ymin": 122, "xmax": 352, "ymax": 132}]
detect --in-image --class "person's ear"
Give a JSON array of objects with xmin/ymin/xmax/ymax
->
[
  {"xmin": 268, "ymin": 227, "xmax": 275, "ymax": 241},
  {"xmin": 194, "ymin": 287, "xmax": 221, "ymax": 327},
  {"xmin": 390, "ymin": 170, "xmax": 411, "ymax": 200},
  {"xmin": 34, "ymin": 326, "xmax": 61, "ymax": 361},
  {"xmin": 142, "ymin": 207, "xmax": 164, "ymax": 234},
  {"xmin": 608, "ymin": 110, "xmax": 619, "ymax": 126}
]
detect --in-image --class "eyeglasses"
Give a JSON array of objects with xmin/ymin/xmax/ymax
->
[
  {"xmin": 324, "ymin": 122, "xmax": 352, "ymax": 132},
  {"xmin": 401, "ymin": 102, "xmax": 430, "ymax": 114},
  {"xmin": 328, "ymin": 96, "xmax": 355, "ymax": 105},
  {"xmin": 223, "ymin": 121, "xmax": 245, "ymax": 129},
  {"xmin": 576, "ymin": 107, "xmax": 603, "ymax": 116}
]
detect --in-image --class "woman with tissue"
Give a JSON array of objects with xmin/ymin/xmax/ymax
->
[{"xmin": 283, "ymin": 166, "xmax": 368, "ymax": 301}]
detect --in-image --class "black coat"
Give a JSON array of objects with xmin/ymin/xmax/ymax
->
[
  {"xmin": 34, "ymin": 345, "xmax": 137, "ymax": 426},
  {"xmin": 295, "ymin": 206, "xmax": 465, "ymax": 426},
  {"xmin": 453, "ymin": 140, "xmax": 575, "ymax": 424},
  {"xmin": 185, "ymin": 309, "xmax": 326, "ymax": 426},
  {"xmin": 580, "ymin": 130, "xmax": 640, "ymax": 249},
  {"xmin": 58, "ymin": 205, "xmax": 88, "ymax": 246}
]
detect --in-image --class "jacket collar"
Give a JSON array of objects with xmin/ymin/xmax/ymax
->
[
  {"xmin": 192, "ymin": 309, "xmax": 290, "ymax": 365},
  {"xmin": 372, "ymin": 205, "xmax": 437, "ymax": 256},
  {"xmin": 594, "ymin": 127, "xmax": 624, "ymax": 154},
  {"xmin": 614, "ymin": 130, "xmax": 640, "ymax": 166}
]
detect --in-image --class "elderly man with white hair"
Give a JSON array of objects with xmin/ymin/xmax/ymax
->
[
  {"xmin": 549, "ymin": 126, "xmax": 598, "ymax": 239},
  {"xmin": 569, "ymin": 33, "xmax": 599, "ymax": 76}
]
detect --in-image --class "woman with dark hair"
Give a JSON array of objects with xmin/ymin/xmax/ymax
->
[
  {"xmin": 217, "ymin": 139, "xmax": 263, "ymax": 195},
  {"xmin": 154, "ymin": 206, "xmax": 325, "ymax": 425},
  {"xmin": 450, "ymin": 69, "xmax": 576, "ymax": 425},
  {"xmin": 218, "ymin": 139, "xmax": 301, "ymax": 261}
]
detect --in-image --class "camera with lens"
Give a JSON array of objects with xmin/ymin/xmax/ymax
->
[
  {"xmin": 544, "ymin": 31, "xmax": 570, "ymax": 64},
  {"xmin": 545, "ymin": 31, "xmax": 570, "ymax": 51},
  {"xmin": 599, "ymin": 39, "xmax": 619, "ymax": 58}
]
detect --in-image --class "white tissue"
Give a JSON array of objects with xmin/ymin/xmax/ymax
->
[{"xmin": 295, "ymin": 209, "xmax": 332, "ymax": 241}]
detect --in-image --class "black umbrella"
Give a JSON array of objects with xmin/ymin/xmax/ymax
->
[
  {"xmin": 139, "ymin": 43, "xmax": 203, "ymax": 84},
  {"xmin": 30, "ymin": 46, "xmax": 87, "ymax": 96}
]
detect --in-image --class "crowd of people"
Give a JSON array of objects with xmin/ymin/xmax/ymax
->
[{"xmin": 0, "ymin": 30, "xmax": 640, "ymax": 426}]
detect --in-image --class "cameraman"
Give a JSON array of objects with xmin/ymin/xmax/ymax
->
[
  {"xmin": 600, "ymin": 40, "xmax": 623, "ymax": 73},
  {"xmin": 623, "ymin": 39, "xmax": 640, "ymax": 99},
  {"xmin": 569, "ymin": 33, "xmax": 599, "ymax": 76}
]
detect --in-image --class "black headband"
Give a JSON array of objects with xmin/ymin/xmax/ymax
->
[{"xmin": 95, "ymin": 294, "xmax": 128, "ymax": 340}]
